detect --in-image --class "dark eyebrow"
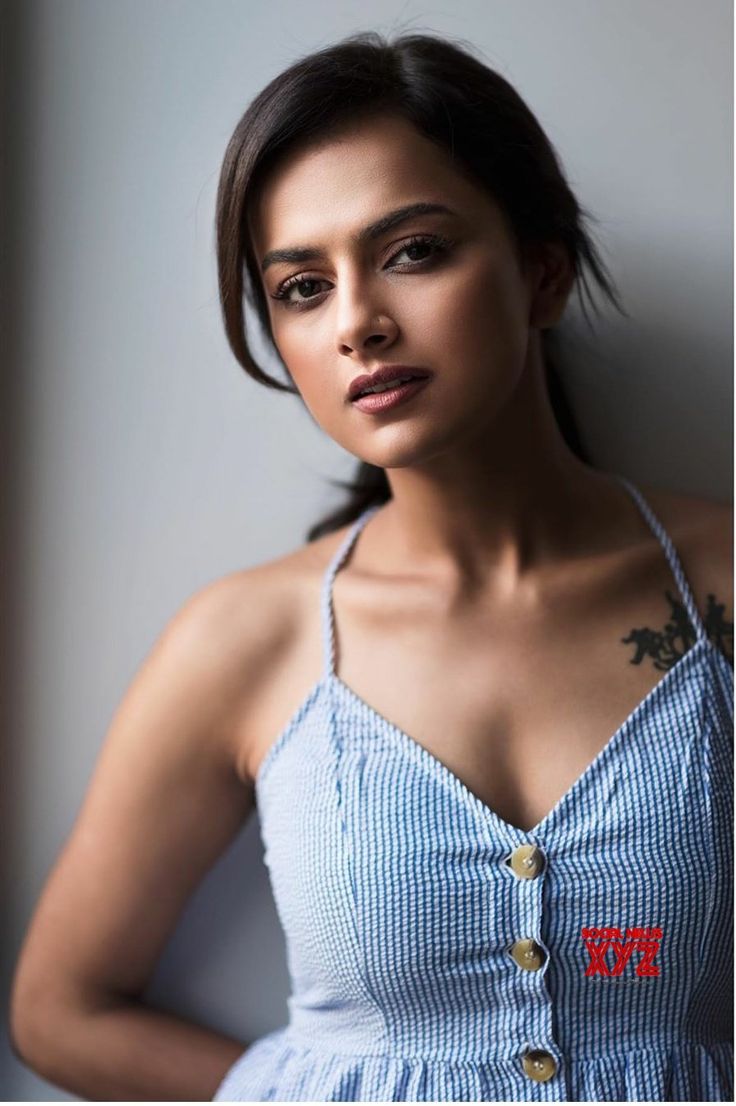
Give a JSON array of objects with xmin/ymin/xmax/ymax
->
[{"xmin": 260, "ymin": 202, "xmax": 457, "ymax": 274}]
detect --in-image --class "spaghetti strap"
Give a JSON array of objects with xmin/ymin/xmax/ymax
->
[
  {"xmin": 614, "ymin": 473, "xmax": 708, "ymax": 643},
  {"xmin": 320, "ymin": 504, "xmax": 382, "ymax": 680}
]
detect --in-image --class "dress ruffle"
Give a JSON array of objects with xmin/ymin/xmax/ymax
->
[{"xmin": 213, "ymin": 1028, "xmax": 733, "ymax": 1102}]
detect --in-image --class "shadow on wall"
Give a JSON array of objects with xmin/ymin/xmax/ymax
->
[{"xmin": 142, "ymin": 812, "xmax": 291, "ymax": 1043}]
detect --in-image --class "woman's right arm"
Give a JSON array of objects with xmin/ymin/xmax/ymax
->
[{"xmin": 8, "ymin": 568, "xmax": 288, "ymax": 1101}]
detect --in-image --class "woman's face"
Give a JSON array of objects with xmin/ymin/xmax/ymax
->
[{"xmin": 249, "ymin": 113, "xmax": 561, "ymax": 469}]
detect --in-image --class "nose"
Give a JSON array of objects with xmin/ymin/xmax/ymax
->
[{"xmin": 334, "ymin": 276, "xmax": 398, "ymax": 355}]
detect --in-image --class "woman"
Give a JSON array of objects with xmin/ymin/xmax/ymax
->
[{"xmin": 10, "ymin": 30, "xmax": 733, "ymax": 1103}]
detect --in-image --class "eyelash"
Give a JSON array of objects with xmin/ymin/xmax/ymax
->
[{"xmin": 269, "ymin": 233, "xmax": 455, "ymax": 311}]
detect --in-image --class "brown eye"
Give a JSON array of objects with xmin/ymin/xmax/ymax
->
[
  {"xmin": 271, "ymin": 276, "xmax": 329, "ymax": 308},
  {"xmin": 387, "ymin": 233, "xmax": 453, "ymax": 270},
  {"xmin": 391, "ymin": 239, "xmax": 435, "ymax": 264},
  {"xmin": 287, "ymin": 280, "xmax": 320, "ymax": 303}
]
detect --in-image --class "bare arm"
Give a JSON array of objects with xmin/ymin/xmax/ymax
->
[
  {"xmin": 9, "ymin": 570, "xmax": 285, "ymax": 1100},
  {"xmin": 10, "ymin": 997, "xmax": 248, "ymax": 1102}
]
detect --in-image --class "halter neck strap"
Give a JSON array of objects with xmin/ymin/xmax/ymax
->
[
  {"xmin": 320, "ymin": 504, "xmax": 382, "ymax": 681},
  {"xmin": 614, "ymin": 473, "xmax": 708, "ymax": 643}
]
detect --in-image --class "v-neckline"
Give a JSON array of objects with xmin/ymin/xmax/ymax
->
[{"xmin": 327, "ymin": 636, "xmax": 713, "ymax": 842}]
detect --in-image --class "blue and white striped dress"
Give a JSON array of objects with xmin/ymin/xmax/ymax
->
[{"xmin": 213, "ymin": 474, "xmax": 733, "ymax": 1102}]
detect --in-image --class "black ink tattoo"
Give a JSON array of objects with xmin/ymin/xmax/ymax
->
[{"xmin": 621, "ymin": 590, "xmax": 734, "ymax": 671}]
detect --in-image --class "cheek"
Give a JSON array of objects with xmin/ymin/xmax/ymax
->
[
  {"xmin": 270, "ymin": 314, "xmax": 369, "ymax": 447},
  {"xmin": 270, "ymin": 317, "xmax": 329, "ymax": 395},
  {"xmin": 443, "ymin": 258, "xmax": 530, "ymax": 356},
  {"xmin": 421, "ymin": 259, "xmax": 532, "ymax": 428},
  {"xmin": 359, "ymin": 251, "xmax": 529, "ymax": 378}
]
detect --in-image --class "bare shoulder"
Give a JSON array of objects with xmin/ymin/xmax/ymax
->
[
  {"xmin": 189, "ymin": 521, "xmax": 349, "ymax": 663},
  {"xmin": 637, "ymin": 481, "xmax": 733, "ymax": 662},
  {"xmin": 220, "ymin": 520, "xmax": 352, "ymax": 619},
  {"xmin": 636, "ymin": 481, "xmax": 732, "ymax": 571},
  {"xmin": 198, "ymin": 522, "xmax": 353, "ymax": 779}
]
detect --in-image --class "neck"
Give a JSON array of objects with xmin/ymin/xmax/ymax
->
[{"xmin": 366, "ymin": 340, "xmax": 631, "ymax": 590}]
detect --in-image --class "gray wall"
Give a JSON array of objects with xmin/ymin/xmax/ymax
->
[{"xmin": 3, "ymin": 0, "xmax": 732, "ymax": 1098}]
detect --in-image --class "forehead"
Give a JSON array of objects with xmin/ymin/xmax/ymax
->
[{"xmin": 248, "ymin": 114, "xmax": 497, "ymax": 255}]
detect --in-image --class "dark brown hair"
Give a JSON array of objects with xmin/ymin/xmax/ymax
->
[{"xmin": 215, "ymin": 30, "xmax": 628, "ymax": 541}]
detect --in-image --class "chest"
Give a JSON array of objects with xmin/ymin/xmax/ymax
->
[
  {"xmin": 331, "ymin": 612, "xmax": 683, "ymax": 835},
  {"xmin": 249, "ymin": 551, "xmax": 695, "ymax": 836}
]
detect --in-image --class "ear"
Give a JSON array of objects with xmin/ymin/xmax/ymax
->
[{"xmin": 524, "ymin": 241, "xmax": 576, "ymax": 329}]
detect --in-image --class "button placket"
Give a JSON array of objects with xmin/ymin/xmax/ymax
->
[{"xmin": 504, "ymin": 842, "xmax": 562, "ymax": 1089}]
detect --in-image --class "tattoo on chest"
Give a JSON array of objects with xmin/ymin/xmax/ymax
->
[{"xmin": 621, "ymin": 589, "xmax": 734, "ymax": 671}]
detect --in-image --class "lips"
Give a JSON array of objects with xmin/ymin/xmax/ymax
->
[
  {"xmin": 352, "ymin": 377, "xmax": 430, "ymax": 414},
  {"xmin": 347, "ymin": 365, "xmax": 431, "ymax": 401}
]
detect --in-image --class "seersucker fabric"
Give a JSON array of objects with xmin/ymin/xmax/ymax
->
[{"xmin": 213, "ymin": 473, "xmax": 733, "ymax": 1102}]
